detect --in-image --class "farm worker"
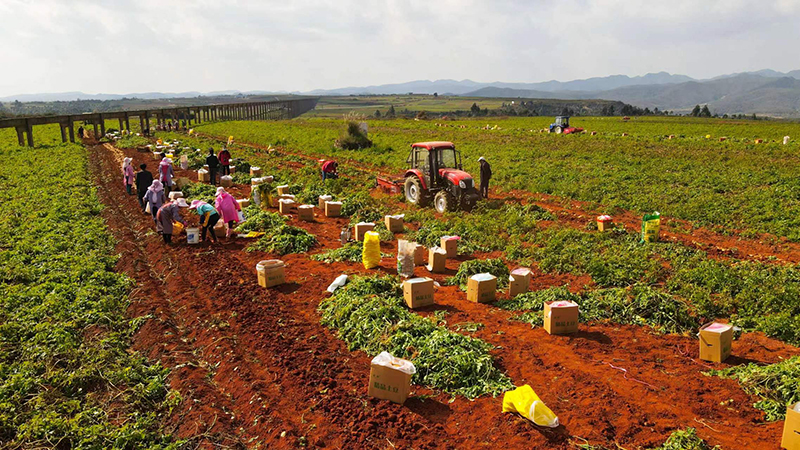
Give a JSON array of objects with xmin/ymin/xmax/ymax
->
[
  {"xmin": 478, "ymin": 156, "xmax": 492, "ymax": 199},
  {"xmin": 218, "ymin": 147, "xmax": 232, "ymax": 176},
  {"xmin": 206, "ymin": 148, "xmax": 220, "ymax": 185},
  {"xmin": 215, "ymin": 187, "xmax": 242, "ymax": 238},
  {"xmin": 321, "ymin": 160, "xmax": 339, "ymax": 180},
  {"xmin": 122, "ymin": 157, "xmax": 135, "ymax": 195},
  {"xmin": 159, "ymin": 155, "xmax": 175, "ymax": 195},
  {"xmin": 135, "ymin": 163, "xmax": 153, "ymax": 212},
  {"xmin": 143, "ymin": 180, "xmax": 166, "ymax": 222},
  {"xmin": 189, "ymin": 200, "xmax": 221, "ymax": 243},
  {"xmin": 78, "ymin": 126, "xmax": 85, "ymax": 139},
  {"xmin": 156, "ymin": 198, "xmax": 188, "ymax": 244}
]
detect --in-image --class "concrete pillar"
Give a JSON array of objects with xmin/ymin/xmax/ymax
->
[
  {"xmin": 139, "ymin": 115, "xmax": 145, "ymax": 134},
  {"xmin": 67, "ymin": 119, "xmax": 75, "ymax": 143},
  {"xmin": 26, "ymin": 119, "xmax": 34, "ymax": 147},
  {"xmin": 60, "ymin": 124, "xmax": 67, "ymax": 142},
  {"xmin": 93, "ymin": 122, "xmax": 99, "ymax": 138},
  {"xmin": 16, "ymin": 127, "xmax": 25, "ymax": 146},
  {"xmin": 124, "ymin": 113, "xmax": 130, "ymax": 131},
  {"xmin": 99, "ymin": 114, "xmax": 105, "ymax": 137},
  {"xmin": 119, "ymin": 118, "xmax": 124, "ymax": 131}
]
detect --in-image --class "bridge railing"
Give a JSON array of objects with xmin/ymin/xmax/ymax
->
[{"xmin": 0, "ymin": 97, "xmax": 319, "ymax": 147}]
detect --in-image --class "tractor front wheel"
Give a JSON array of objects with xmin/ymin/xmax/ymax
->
[
  {"xmin": 554, "ymin": 126, "xmax": 563, "ymax": 134},
  {"xmin": 434, "ymin": 191, "xmax": 455, "ymax": 214},
  {"xmin": 405, "ymin": 177, "xmax": 431, "ymax": 207}
]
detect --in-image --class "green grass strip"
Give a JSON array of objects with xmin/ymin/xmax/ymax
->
[{"xmin": 0, "ymin": 142, "xmax": 180, "ymax": 448}]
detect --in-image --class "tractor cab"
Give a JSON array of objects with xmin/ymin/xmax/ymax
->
[
  {"xmin": 550, "ymin": 116, "xmax": 570, "ymax": 133},
  {"xmin": 406, "ymin": 141, "xmax": 463, "ymax": 189},
  {"xmin": 403, "ymin": 141, "xmax": 481, "ymax": 212}
]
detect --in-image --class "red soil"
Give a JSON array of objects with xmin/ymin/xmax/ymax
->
[{"xmin": 88, "ymin": 141, "xmax": 796, "ymax": 449}]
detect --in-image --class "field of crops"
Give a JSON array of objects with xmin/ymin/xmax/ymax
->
[{"xmin": 3, "ymin": 112, "xmax": 800, "ymax": 449}]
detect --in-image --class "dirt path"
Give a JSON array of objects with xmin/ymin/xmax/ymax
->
[{"xmin": 91, "ymin": 142, "xmax": 793, "ymax": 449}]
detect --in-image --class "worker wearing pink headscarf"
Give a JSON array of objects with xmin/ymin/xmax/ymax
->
[
  {"xmin": 122, "ymin": 157, "xmax": 134, "ymax": 195},
  {"xmin": 143, "ymin": 179, "xmax": 166, "ymax": 222},
  {"xmin": 214, "ymin": 186, "xmax": 242, "ymax": 238},
  {"xmin": 158, "ymin": 155, "xmax": 175, "ymax": 194}
]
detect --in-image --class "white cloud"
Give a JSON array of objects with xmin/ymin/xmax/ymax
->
[{"xmin": 0, "ymin": 0, "xmax": 797, "ymax": 96}]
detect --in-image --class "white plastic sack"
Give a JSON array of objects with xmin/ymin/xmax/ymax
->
[
  {"xmin": 397, "ymin": 240, "xmax": 415, "ymax": 278},
  {"xmin": 471, "ymin": 273, "xmax": 496, "ymax": 282},
  {"xmin": 371, "ymin": 351, "xmax": 416, "ymax": 375},
  {"xmin": 327, "ymin": 274, "xmax": 348, "ymax": 293}
]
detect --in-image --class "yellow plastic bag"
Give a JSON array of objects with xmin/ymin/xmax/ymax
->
[
  {"xmin": 502, "ymin": 385, "xmax": 559, "ymax": 428},
  {"xmin": 362, "ymin": 231, "xmax": 381, "ymax": 269},
  {"xmin": 227, "ymin": 135, "xmax": 235, "ymax": 146},
  {"xmin": 172, "ymin": 221, "xmax": 184, "ymax": 235},
  {"xmin": 641, "ymin": 212, "xmax": 661, "ymax": 243}
]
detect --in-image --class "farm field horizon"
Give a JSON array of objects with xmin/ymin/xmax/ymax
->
[{"xmin": 4, "ymin": 112, "xmax": 800, "ymax": 449}]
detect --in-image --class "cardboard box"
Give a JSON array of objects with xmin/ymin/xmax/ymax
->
[
  {"xmin": 544, "ymin": 300, "xmax": 579, "ymax": 335},
  {"xmin": 385, "ymin": 215, "xmax": 405, "ymax": 233},
  {"xmin": 355, "ymin": 222, "xmax": 375, "ymax": 241},
  {"xmin": 257, "ymin": 260, "xmax": 285, "ymax": 288},
  {"xmin": 427, "ymin": 247, "xmax": 447, "ymax": 273},
  {"xmin": 699, "ymin": 322, "xmax": 733, "ymax": 363},
  {"xmin": 467, "ymin": 273, "xmax": 497, "ymax": 303},
  {"xmin": 414, "ymin": 243, "xmax": 426, "ymax": 266},
  {"xmin": 279, "ymin": 199, "xmax": 296, "ymax": 214},
  {"xmin": 250, "ymin": 166, "xmax": 263, "ymax": 176},
  {"xmin": 597, "ymin": 215, "xmax": 613, "ymax": 232},
  {"xmin": 298, "ymin": 205, "xmax": 314, "ymax": 221},
  {"xmin": 325, "ymin": 201, "xmax": 342, "ymax": 217},
  {"xmin": 781, "ymin": 404, "xmax": 800, "ymax": 450},
  {"xmin": 509, "ymin": 268, "xmax": 532, "ymax": 297},
  {"xmin": 213, "ymin": 221, "xmax": 226, "ymax": 237},
  {"xmin": 168, "ymin": 191, "xmax": 183, "ymax": 200},
  {"xmin": 197, "ymin": 169, "xmax": 210, "ymax": 182},
  {"xmin": 237, "ymin": 198, "xmax": 250, "ymax": 208},
  {"xmin": 368, "ymin": 352, "xmax": 414, "ymax": 404},
  {"xmin": 276, "ymin": 184, "xmax": 290, "ymax": 196},
  {"xmin": 318, "ymin": 195, "xmax": 332, "ymax": 210},
  {"xmin": 220, "ymin": 175, "xmax": 233, "ymax": 188},
  {"xmin": 403, "ymin": 277, "xmax": 435, "ymax": 309},
  {"xmin": 441, "ymin": 236, "xmax": 459, "ymax": 258}
]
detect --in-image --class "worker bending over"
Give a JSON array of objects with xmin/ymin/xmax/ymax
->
[{"xmin": 321, "ymin": 160, "xmax": 339, "ymax": 180}]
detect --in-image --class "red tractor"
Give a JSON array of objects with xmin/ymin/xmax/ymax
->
[
  {"xmin": 549, "ymin": 116, "xmax": 584, "ymax": 134},
  {"xmin": 377, "ymin": 141, "xmax": 481, "ymax": 213}
]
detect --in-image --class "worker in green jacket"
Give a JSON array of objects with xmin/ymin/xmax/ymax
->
[{"xmin": 189, "ymin": 200, "xmax": 220, "ymax": 243}]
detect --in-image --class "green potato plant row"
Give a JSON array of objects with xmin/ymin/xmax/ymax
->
[{"xmin": 0, "ymin": 135, "xmax": 180, "ymax": 447}]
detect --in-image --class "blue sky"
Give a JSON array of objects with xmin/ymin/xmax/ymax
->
[{"xmin": 1, "ymin": 0, "xmax": 798, "ymax": 96}]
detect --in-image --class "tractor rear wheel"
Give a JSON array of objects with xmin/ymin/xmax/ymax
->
[
  {"xmin": 434, "ymin": 191, "xmax": 455, "ymax": 214},
  {"xmin": 554, "ymin": 126, "xmax": 563, "ymax": 134},
  {"xmin": 405, "ymin": 177, "xmax": 431, "ymax": 207}
]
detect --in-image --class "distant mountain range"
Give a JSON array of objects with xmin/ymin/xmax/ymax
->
[{"xmin": 3, "ymin": 69, "xmax": 800, "ymax": 116}]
